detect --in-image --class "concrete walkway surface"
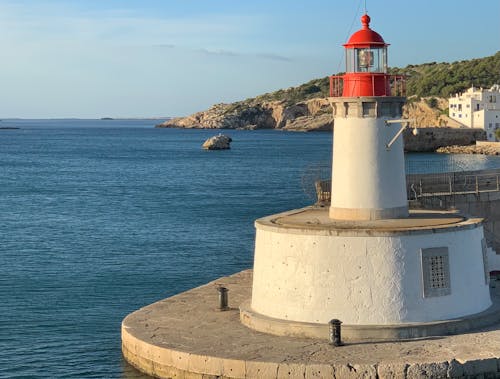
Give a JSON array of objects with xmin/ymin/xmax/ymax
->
[{"xmin": 122, "ymin": 270, "xmax": 500, "ymax": 378}]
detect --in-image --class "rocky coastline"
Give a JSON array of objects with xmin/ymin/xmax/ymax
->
[
  {"xmin": 156, "ymin": 98, "xmax": 333, "ymax": 132},
  {"xmin": 437, "ymin": 143, "xmax": 500, "ymax": 155},
  {"xmin": 156, "ymin": 96, "xmax": 489, "ymax": 153},
  {"xmin": 155, "ymin": 92, "xmax": 458, "ymax": 133}
]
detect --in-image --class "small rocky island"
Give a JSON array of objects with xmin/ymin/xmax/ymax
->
[{"xmin": 202, "ymin": 134, "xmax": 232, "ymax": 150}]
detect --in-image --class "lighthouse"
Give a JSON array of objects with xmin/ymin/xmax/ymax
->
[
  {"xmin": 242, "ymin": 14, "xmax": 493, "ymax": 341},
  {"xmin": 329, "ymin": 14, "xmax": 408, "ymax": 221}
]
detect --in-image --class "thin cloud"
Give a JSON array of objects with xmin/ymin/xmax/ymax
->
[
  {"xmin": 153, "ymin": 43, "xmax": 176, "ymax": 49},
  {"xmin": 255, "ymin": 53, "xmax": 293, "ymax": 62},
  {"xmin": 198, "ymin": 48, "xmax": 293, "ymax": 62},
  {"xmin": 157, "ymin": 45, "xmax": 293, "ymax": 62},
  {"xmin": 198, "ymin": 48, "xmax": 240, "ymax": 57}
]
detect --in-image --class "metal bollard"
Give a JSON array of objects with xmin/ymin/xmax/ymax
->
[
  {"xmin": 329, "ymin": 319, "xmax": 343, "ymax": 346},
  {"xmin": 217, "ymin": 286, "xmax": 229, "ymax": 311}
]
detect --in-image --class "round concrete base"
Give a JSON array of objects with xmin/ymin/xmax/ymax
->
[{"xmin": 251, "ymin": 207, "xmax": 491, "ymax": 325}]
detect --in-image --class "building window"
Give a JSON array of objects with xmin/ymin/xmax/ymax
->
[
  {"xmin": 421, "ymin": 247, "xmax": 451, "ymax": 298},
  {"xmin": 477, "ymin": 104, "xmax": 480, "ymax": 110},
  {"xmin": 496, "ymin": 123, "xmax": 500, "ymax": 128},
  {"xmin": 459, "ymin": 114, "xmax": 462, "ymax": 118},
  {"xmin": 458, "ymin": 104, "xmax": 462, "ymax": 111},
  {"xmin": 362, "ymin": 102, "xmax": 376, "ymax": 117},
  {"xmin": 466, "ymin": 104, "xmax": 470, "ymax": 108}
]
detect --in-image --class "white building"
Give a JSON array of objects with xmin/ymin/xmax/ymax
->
[{"xmin": 449, "ymin": 84, "xmax": 500, "ymax": 141}]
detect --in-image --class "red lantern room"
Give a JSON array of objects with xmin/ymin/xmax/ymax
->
[{"xmin": 330, "ymin": 14, "xmax": 405, "ymax": 97}]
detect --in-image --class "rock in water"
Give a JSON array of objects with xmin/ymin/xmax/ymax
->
[{"xmin": 202, "ymin": 134, "xmax": 232, "ymax": 150}]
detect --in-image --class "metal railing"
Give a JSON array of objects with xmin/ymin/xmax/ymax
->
[
  {"xmin": 406, "ymin": 171, "xmax": 500, "ymax": 200},
  {"xmin": 315, "ymin": 180, "xmax": 331, "ymax": 204},
  {"xmin": 329, "ymin": 76, "xmax": 343, "ymax": 97},
  {"xmin": 315, "ymin": 169, "xmax": 500, "ymax": 205},
  {"xmin": 329, "ymin": 74, "xmax": 406, "ymax": 97}
]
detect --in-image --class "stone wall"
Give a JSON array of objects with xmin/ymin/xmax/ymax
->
[{"xmin": 403, "ymin": 127, "xmax": 486, "ymax": 152}]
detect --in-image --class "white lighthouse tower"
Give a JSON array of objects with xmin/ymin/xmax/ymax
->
[
  {"xmin": 241, "ymin": 14, "xmax": 494, "ymax": 341},
  {"xmin": 329, "ymin": 13, "xmax": 408, "ymax": 221}
]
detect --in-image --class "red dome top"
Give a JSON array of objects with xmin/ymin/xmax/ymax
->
[{"xmin": 343, "ymin": 14, "xmax": 387, "ymax": 48}]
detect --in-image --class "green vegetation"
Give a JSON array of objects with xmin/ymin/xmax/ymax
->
[
  {"xmin": 495, "ymin": 128, "xmax": 500, "ymax": 141},
  {"xmin": 251, "ymin": 77, "xmax": 332, "ymax": 105},
  {"xmin": 223, "ymin": 77, "xmax": 333, "ymax": 114},
  {"xmin": 389, "ymin": 51, "xmax": 500, "ymax": 98},
  {"xmin": 224, "ymin": 52, "xmax": 500, "ymax": 113},
  {"xmin": 426, "ymin": 97, "xmax": 438, "ymax": 108}
]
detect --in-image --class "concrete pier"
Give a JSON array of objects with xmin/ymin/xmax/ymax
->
[{"xmin": 122, "ymin": 270, "xmax": 500, "ymax": 378}]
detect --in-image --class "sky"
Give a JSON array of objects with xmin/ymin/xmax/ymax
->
[{"xmin": 0, "ymin": 0, "xmax": 498, "ymax": 119}]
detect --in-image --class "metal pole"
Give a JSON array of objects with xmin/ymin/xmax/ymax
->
[
  {"xmin": 329, "ymin": 319, "xmax": 343, "ymax": 346},
  {"xmin": 217, "ymin": 287, "xmax": 229, "ymax": 311},
  {"xmin": 385, "ymin": 119, "xmax": 415, "ymax": 150}
]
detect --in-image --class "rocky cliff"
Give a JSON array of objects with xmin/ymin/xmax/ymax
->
[
  {"xmin": 157, "ymin": 98, "xmax": 333, "ymax": 132},
  {"xmin": 156, "ymin": 96, "xmax": 457, "ymax": 132},
  {"xmin": 403, "ymin": 98, "xmax": 461, "ymax": 128}
]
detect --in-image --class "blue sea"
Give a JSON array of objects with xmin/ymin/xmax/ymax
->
[{"xmin": 2, "ymin": 119, "xmax": 500, "ymax": 378}]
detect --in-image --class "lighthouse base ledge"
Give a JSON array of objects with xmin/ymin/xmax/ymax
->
[
  {"xmin": 329, "ymin": 204, "xmax": 409, "ymax": 220},
  {"xmin": 240, "ymin": 297, "xmax": 500, "ymax": 342}
]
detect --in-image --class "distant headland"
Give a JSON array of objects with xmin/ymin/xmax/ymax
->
[{"xmin": 156, "ymin": 52, "xmax": 500, "ymax": 134}]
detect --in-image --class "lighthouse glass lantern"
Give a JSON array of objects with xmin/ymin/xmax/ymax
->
[
  {"xmin": 346, "ymin": 46, "xmax": 387, "ymax": 73},
  {"xmin": 342, "ymin": 14, "xmax": 391, "ymax": 97}
]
